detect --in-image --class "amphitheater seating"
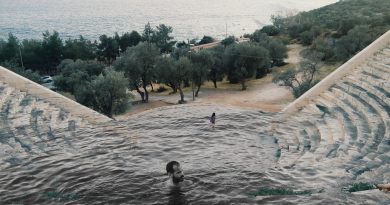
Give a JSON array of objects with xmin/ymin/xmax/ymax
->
[
  {"xmin": 275, "ymin": 44, "xmax": 390, "ymax": 181},
  {"xmin": 0, "ymin": 82, "xmax": 86, "ymax": 168}
]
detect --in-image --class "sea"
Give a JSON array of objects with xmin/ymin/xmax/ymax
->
[{"xmin": 0, "ymin": 0, "xmax": 337, "ymax": 41}]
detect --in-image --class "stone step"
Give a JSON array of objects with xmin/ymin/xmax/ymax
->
[
  {"xmin": 315, "ymin": 96, "xmax": 345, "ymax": 144},
  {"xmin": 325, "ymin": 89, "xmax": 361, "ymax": 147},
  {"xmin": 338, "ymin": 83, "xmax": 387, "ymax": 156},
  {"xmin": 331, "ymin": 86, "xmax": 374, "ymax": 149}
]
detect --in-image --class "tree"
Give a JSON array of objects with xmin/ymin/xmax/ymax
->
[
  {"xmin": 208, "ymin": 45, "xmax": 225, "ymax": 88},
  {"xmin": 190, "ymin": 50, "xmax": 214, "ymax": 96},
  {"xmin": 312, "ymin": 37, "xmax": 333, "ymax": 60},
  {"xmin": 265, "ymin": 39, "xmax": 287, "ymax": 66},
  {"xmin": 152, "ymin": 24, "xmax": 176, "ymax": 53},
  {"xmin": 155, "ymin": 56, "xmax": 177, "ymax": 93},
  {"xmin": 97, "ymin": 34, "xmax": 119, "ymax": 65},
  {"xmin": 223, "ymin": 43, "xmax": 270, "ymax": 90},
  {"xmin": 142, "ymin": 22, "xmax": 154, "ymax": 42},
  {"xmin": 21, "ymin": 39, "xmax": 44, "ymax": 71},
  {"xmin": 334, "ymin": 25, "xmax": 374, "ymax": 61},
  {"xmin": 117, "ymin": 31, "xmax": 141, "ymax": 51},
  {"xmin": 260, "ymin": 25, "xmax": 280, "ymax": 36},
  {"xmin": 54, "ymin": 59, "xmax": 104, "ymax": 93},
  {"xmin": 156, "ymin": 56, "xmax": 192, "ymax": 103},
  {"xmin": 76, "ymin": 68, "xmax": 131, "ymax": 118},
  {"xmin": 273, "ymin": 51, "xmax": 324, "ymax": 98},
  {"xmin": 63, "ymin": 35, "xmax": 96, "ymax": 60},
  {"xmin": 221, "ymin": 36, "xmax": 235, "ymax": 47},
  {"xmin": 250, "ymin": 30, "xmax": 270, "ymax": 44},
  {"xmin": 114, "ymin": 42, "xmax": 159, "ymax": 102},
  {"xmin": 0, "ymin": 33, "xmax": 19, "ymax": 62},
  {"xmin": 198, "ymin": 35, "xmax": 215, "ymax": 45},
  {"xmin": 0, "ymin": 61, "xmax": 41, "ymax": 83},
  {"xmin": 41, "ymin": 31, "xmax": 63, "ymax": 74}
]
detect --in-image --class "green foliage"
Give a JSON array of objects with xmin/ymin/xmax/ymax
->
[
  {"xmin": 114, "ymin": 42, "xmax": 160, "ymax": 102},
  {"xmin": 208, "ymin": 45, "xmax": 225, "ymax": 88},
  {"xmin": 117, "ymin": 31, "xmax": 141, "ymax": 51},
  {"xmin": 198, "ymin": 35, "xmax": 215, "ymax": 45},
  {"xmin": 142, "ymin": 23, "xmax": 176, "ymax": 53},
  {"xmin": 311, "ymin": 37, "xmax": 334, "ymax": 60},
  {"xmin": 0, "ymin": 33, "xmax": 19, "ymax": 62},
  {"xmin": 42, "ymin": 31, "xmax": 64, "ymax": 73},
  {"xmin": 347, "ymin": 182, "xmax": 375, "ymax": 193},
  {"xmin": 155, "ymin": 56, "xmax": 177, "ymax": 92},
  {"xmin": 248, "ymin": 187, "xmax": 312, "ymax": 196},
  {"xmin": 20, "ymin": 39, "xmax": 44, "ymax": 71},
  {"xmin": 275, "ymin": 0, "xmax": 390, "ymax": 62},
  {"xmin": 153, "ymin": 24, "xmax": 176, "ymax": 53},
  {"xmin": 260, "ymin": 25, "xmax": 280, "ymax": 36},
  {"xmin": 0, "ymin": 61, "xmax": 41, "ymax": 83},
  {"xmin": 54, "ymin": 59, "xmax": 104, "ymax": 93},
  {"xmin": 97, "ymin": 34, "xmax": 119, "ymax": 65},
  {"xmin": 221, "ymin": 36, "xmax": 235, "ymax": 47},
  {"xmin": 223, "ymin": 42, "xmax": 270, "ymax": 90},
  {"xmin": 273, "ymin": 51, "xmax": 323, "ymax": 98},
  {"xmin": 75, "ymin": 68, "xmax": 132, "ymax": 118},
  {"xmin": 63, "ymin": 35, "xmax": 96, "ymax": 60},
  {"xmin": 334, "ymin": 25, "xmax": 374, "ymax": 61},
  {"xmin": 190, "ymin": 50, "xmax": 214, "ymax": 96}
]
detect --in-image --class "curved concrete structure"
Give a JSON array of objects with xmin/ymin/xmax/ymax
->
[
  {"xmin": 0, "ymin": 66, "xmax": 112, "ymax": 124},
  {"xmin": 282, "ymin": 30, "xmax": 390, "ymax": 114}
]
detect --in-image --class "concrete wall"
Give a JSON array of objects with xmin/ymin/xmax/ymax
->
[
  {"xmin": 0, "ymin": 66, "xmax": 112, "ymax": 124},
  {"xmin": 282, "ymin": 29, "xmax": 390, "ymax": 115}
]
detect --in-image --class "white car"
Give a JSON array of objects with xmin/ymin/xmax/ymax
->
[{"xmin": 40, "ymin": 76, "xmax": 56, "ymax": 90}]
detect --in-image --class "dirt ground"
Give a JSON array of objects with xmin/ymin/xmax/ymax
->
[{"xmin": 116, "ymin": 44, "xmax": 304, "ymax": 120}]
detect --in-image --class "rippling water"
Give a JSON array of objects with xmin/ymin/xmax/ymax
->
[
  {"xmin": 2, "ymin": 102, "xmax": 390, "ymax": 204},
  {"xmin": 0, "ymin": 104, "xmax": 281, "ymax": 204},
  {"xmin": 0, "ymin": 0, "xmax": 337, "ymax": 40}
]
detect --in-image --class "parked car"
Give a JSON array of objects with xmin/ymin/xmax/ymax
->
[
  {"xmin": 40, "ymin": 75, "xmax": 56, "ymax": 90},
  {"xmin": 40, "ymin": 75, "xmax": 52, "ymax": 83}
]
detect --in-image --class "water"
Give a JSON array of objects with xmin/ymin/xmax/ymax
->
[
  {"xmin": 0, "ymin": 0, "xmax": 338, "ymax": 41},
  {"xmin": 1, "ymin": 97, "xmax": 390, "ymax": 204},
  {"xmin": 0, "ymin": 104, "xmax": 280, "ymax": 204}
]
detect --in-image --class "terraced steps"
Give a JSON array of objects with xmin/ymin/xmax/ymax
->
[
  {"xmin": 275, "ymin": 43, "xmax": 390, "ymax": 178},
  {"xmin": 0, "ymin": 82, "xmax": 91, "ymax": 168}
]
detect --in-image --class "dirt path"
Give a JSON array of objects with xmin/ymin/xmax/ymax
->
[{"xmin": 116, "ymin": 44, "xmax": 303, "ymax": 120}]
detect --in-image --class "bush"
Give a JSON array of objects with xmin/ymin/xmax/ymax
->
[
  {"xmin": 260, "ymin": 25, "xmax": 280, "ymax": 36},
  {"xmin": 198, "ymin": 36, "xmax": 214, "ymax": 45}
]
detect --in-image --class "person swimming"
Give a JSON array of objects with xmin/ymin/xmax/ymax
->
[
  {"xmin": 209, "ymin": 112, "xmax": 216, "ymax": 128},
  {"xmin": 166, "ymin": 161, "xmax": 184, "ymax": 186}
]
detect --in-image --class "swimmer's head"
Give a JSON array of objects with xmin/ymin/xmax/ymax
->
[{"xmin": 166, "ymin": 161, "xmax": 184, "ymax": 184}]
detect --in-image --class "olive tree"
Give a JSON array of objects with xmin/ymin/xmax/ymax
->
[
  {"xmin": 76, "ymin": 68, "xmax": 131, "ymax": 118},
  {"xmin": 190, "ymin": 50, "xmax": 214, "ymax": 96},
  {"xmin": 223, "ymin": 43, "xmax": 270, "ymax": 90},
  {"xmin": 114, "ymin": 42, "xmax": 160, "ymax": 102},
  {"xmin": 273, "ymin": 52, "xmax": 324, "ymax": 98}
]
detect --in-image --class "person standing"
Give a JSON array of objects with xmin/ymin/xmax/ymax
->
[{"xmin": 210, "ymin": 112, "xmax": 216, "ymax": 128}]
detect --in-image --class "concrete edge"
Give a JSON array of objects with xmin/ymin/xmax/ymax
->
[
  {"xmin": 281, "ymin": 29, "xmax": 390, "ymax": 116},
  {"xmin": 0, "ymin": 66, "xmax": 112, "ymax": 124}
]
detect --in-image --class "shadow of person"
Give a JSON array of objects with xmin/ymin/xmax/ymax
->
[{"xmin": 167, "ymin": 186, "xmax": 188, "ymax": 205}]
